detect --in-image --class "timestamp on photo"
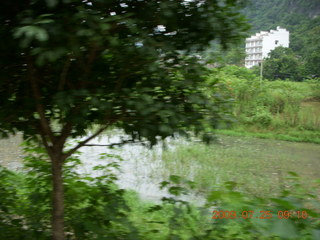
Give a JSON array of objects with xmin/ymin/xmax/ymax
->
[{"xmin": 212, "ymin": 210, "xmax": 309, "ymax": 220}]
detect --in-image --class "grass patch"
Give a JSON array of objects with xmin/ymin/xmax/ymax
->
[
  {"xmin": 154, "ymin": 134, "xmax": 320, "ymax": 198},
  {"xmin": 216, "ymin": 128, "xmax": 320, "ymax": 144},
  {"xmin": 207, "ymin": 66, "xmax": 320, "ymax": 144}
]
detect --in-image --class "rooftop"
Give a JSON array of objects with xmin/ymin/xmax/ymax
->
[{"xmin": 246, "ymin": 26, "xmax": 287, "ymax": 42}]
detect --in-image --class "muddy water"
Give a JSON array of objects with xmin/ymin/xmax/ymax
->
[
  {"xmin": 0, "ymin": 131, "xmax": 202, "ymax": 203},
  {"xmin": 75, "ymin": 132, "xmax": 203, "ymax": 203},
  {"xmin": 0, "ymin": 133, "xmax": 23, "ymax": 170},
  {"xmin": 1, "ymin": 131, "xmax": 319, "ymax": 203}
]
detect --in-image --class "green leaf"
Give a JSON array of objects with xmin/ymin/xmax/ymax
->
[
  {"xmin": 46, "ymin": 0, "xmax": 58, "ymax": 8},
  {"xmin": 169, "ymin": 175, "xmax": 182, "ymax": 184},
  {"xmin": 147, "ymin": 205, "xmax": 163, "ymax": 213},
  {"xmin": 168, "ymin": 186, "xmax": 186, "ymax": 196},
  {"xmin": 14, "ymin": 25, "xmax": 48, "ymax": 44},
  {"xmin": 159, "ymin": 181, "xmax": 170, "ymax": 189}
]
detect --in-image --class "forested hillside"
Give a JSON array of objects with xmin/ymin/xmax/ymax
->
[
  {"xmin": 242, "ymin": 0, "xmax": 320, "ymax": 78},
  {"xmin": 243, "ymin": 0, "xmax": 320, "ymax": 32},
  {"xmin": 219, "ymin": 0, "xmax": 320, "ymax": 78}
]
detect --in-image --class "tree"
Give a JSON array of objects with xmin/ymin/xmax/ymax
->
[
  {"xmin": 0, "ymin": 0, "xmax": 248, "ymax": 239},
  {"xmin": 263, "ymin": 46, "xmax": 304, "ymax": 81},
  {"xmin": 304, "ymin": 23, "xmax": 320, "ymax": 78}
]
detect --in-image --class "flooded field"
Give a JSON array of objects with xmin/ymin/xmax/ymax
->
[
  {"xmin": 157, "ymin": 134, "xmax": 320, "ymax": 197},
  {"xmin": 1, "ymin": 132, "xmax": 319, "ymax": 200}
]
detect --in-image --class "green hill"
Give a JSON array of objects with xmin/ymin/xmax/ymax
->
[
  {"xmin": 243, "ymin": 0, "xmax": 320, "ymax": 32},
  {"xmin": 242, "ymin": 0, "xmax": 320, "ymax": 77}
]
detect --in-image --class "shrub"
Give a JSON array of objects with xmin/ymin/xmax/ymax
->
[
  {"xmin": 203, "ymin": 175, "xmax": 320, "ymax": 240},
  {"xmin": 1, "ymin": 140, "xmax": 319, "ymax": 239},
  {"xmin": 252, "ymin": 107, "xmax": 273, "ymax": 127},
  {"xmin": 0, "ymin": 142, "xmax": 139, "ymax": 240},
  {"xmin": 207, "ymin": 67, "xmax": 320, "ymax": 136}
]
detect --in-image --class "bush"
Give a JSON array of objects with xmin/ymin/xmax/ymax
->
[
  {"xmin": 252, "ymin": 107, "xmax": 273, "ymax": 127},
  {"xmin": 203, "ymin": 175, "xmax": 320, "ymax": 240},
  {"xmin": 0, "ymin": 142, "xmax": 139, "ymax": 240},
  {"xmin": 206, "ymin": 67, "xmax": 320, "ymax": 139},
  {"xmin": 1, "ymin": 141, "xmax": 319, "ymax": 239}
]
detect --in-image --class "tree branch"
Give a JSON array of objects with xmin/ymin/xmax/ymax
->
[
  {"xmin": 37, "ymin": 125, "xmax": 54, "ymax": 157},
  {"xmin": 58, "ymin": 58, "xmax": 71, "ymax": 91},
  {"xmin": 56, "ymin": 122, "xmax": 73, "ymax": 151},
  {"xmin": 81, "ymin": 45, "xmax": 101, "ymax": 88},
  {"xmin": 83, "ymin": 140, "xmax": 146, "ymax": 147},
  {"xmin": 63, "ymin": 124, "xmax": 110, "ymax": 160},
  {"xmin": 28, "ymin": 58, "xmax": 56, "ymax": 145}
]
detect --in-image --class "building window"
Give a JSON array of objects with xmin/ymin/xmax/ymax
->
[{"xmin": 275, "ymin": 40, "xmax": 279, "ymax": 45}]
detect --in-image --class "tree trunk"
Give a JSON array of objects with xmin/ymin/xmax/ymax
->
[{"xmin": 51, "ymin": 153, "xmax": 65, "ymax": 240}]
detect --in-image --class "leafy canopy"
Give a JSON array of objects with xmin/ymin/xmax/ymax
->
[
  {"xmin": 262, "ymin": 47, "xmax": 304, "ymax": 81},
  {"xmin": 0, "ymin": 0, "xmax": 249, "ymax": 146}
]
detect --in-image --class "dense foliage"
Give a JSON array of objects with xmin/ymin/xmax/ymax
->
[
  {"xmin": 0, "ymin": 1, "xmax": 249, "ymax": 239},
  {"xmin": 0, "ymin": 0, "xmax": 248, "ymax": 141},
  {"xmin": 243, "ymin": 0, "xmax": 320, "ymax": 32},
  {"xmin": 259, "ymin": 47, "xmax": 304, "ymax": 81},
  {"xmin": 207, "ymin": 66, "xmax": 320, "ymax": 143},
  {"xmin": 0, "ymin": 143, "xmax": 140, "ymax": 240},
  {"xmin": 1, "ymin": 143, "xmax": 319, "ymax": 240}
]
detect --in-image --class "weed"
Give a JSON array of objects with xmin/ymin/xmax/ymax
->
[{"xmin": 207, "ymin": 66, "xmax": 320, "ymax": 143}]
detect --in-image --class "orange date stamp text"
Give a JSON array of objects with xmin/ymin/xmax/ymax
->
[{"xmin": 212, "ymin": 210, "xmax": 309, "ymax": 220}]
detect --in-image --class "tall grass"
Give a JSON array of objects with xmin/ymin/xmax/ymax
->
[
  {"xmin": 153, "ymin": 135, "xmax": 320, "ymax": 198},
  {"xmin": 207, "ymin": 66, "xmax": 320, "ymax": 143}
]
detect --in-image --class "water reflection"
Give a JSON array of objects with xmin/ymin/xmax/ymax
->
[
  {"xmin": 76, "ymin": 130, "xmax": 205, "ymax": 203},
  {"xmin": 0, "ymin": 133, "xmax": 23, "ymax": 170},
  {"xmin": 0, "ymin": 131, "xmax": 204, "ymax": 203}
]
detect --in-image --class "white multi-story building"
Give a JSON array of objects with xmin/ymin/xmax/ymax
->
[{"xmin": 245, "ymin": 26, "xmax": 289, "ymax": 68}]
